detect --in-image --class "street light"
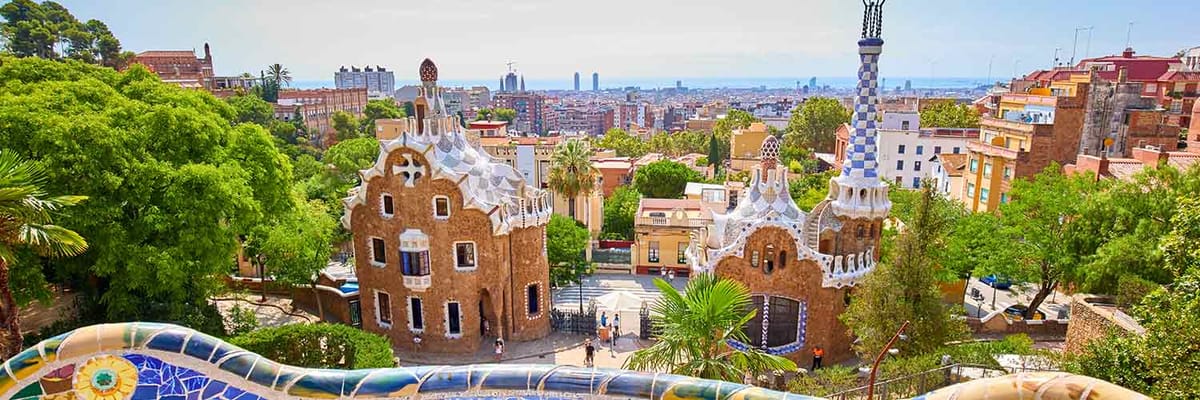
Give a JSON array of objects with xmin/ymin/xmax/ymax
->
[{"xmin": 866, "ymin": 320, "xmax": 910, "ymax": 400}]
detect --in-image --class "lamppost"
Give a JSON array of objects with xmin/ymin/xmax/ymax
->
[{"xmin": 865, "ymin": 320, "xmax": 910, "ymax": 400}]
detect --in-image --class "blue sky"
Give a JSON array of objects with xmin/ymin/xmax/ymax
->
[{"xmin": 57, "ymin": 0, "xmax": 1200, "ymax": 83}]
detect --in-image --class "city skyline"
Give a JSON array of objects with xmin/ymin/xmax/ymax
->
[{"xmin": 57, "ymin": 0, "xmax": 1199, "ymax": 83}]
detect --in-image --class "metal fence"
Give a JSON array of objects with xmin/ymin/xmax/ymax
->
[
  {"xmin": 591, "ymin": 247, "xmax": 632, "ymax": 264},
  {"xmin": 550, "ymin": 301, "xmax": 597, "ymax": 336},
  {"xmin": 825, "ymin": 364, "xmax": 1012, "ymax": 400},
  {"xmin": 639, "ymin": 301, "xmax": 661, "ymax": 340}
]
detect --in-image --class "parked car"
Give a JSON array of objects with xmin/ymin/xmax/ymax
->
[
  {"xmin": 1003, "ymin": 304, "xmax": 1045, "ymax": 321},
  {"xmin": 980, "ymin": 274, "xmax": 1012, "ymax": 290}
]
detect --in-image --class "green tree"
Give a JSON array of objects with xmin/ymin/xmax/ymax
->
[
  {"xmin": 633, "ymin": 160, "xmax": 703, "ymax": 199},
  {"xmin": 360, "ymin": 99, "xmax": 404, "ymax": 134},
  {"xmin": 0, "ymin": 150, "xmax": 89, "ymax": 358},
  {"xmin": 943, "ymin": 211, "xmax": 1004, "ymax": 283},
  {"xmin": 475, "ymin": 107, "xmax": 516, "ymax": 123},
  {"xmin": 626, "ymin": 273, "xmax": 796, "ymax": 381},
  {"xmin": 331, "ymin": 110, "xmax": 362, "ymax": 142},
  {"xmin": 602, "ymin": 187, "xmax": 640, "ymax": 240},
  {"xmin": 248, "ymin": 197, "xmax": 337, "ymax": 290},
  {"xmin": 226, "ymin": 93, "xmax": 275, "ymax": 126},
  {"xmin": 707, "ymin": 133, "xmax": 721, "ymax": 174},
  {"xmin": 981, "ymin": 165, "xmax": 1095, "ymax": 317},
  {"xmin": 0, "ymin": 1, "xmax": 129, "ymax": 67},
  {"xmin": 919, "ymin": 102, "xmax": 980, "ymax": 129},
  {"xmin": 785, "ymin": 97, "xmax": 850, "ymax": 153},
  {"xmin": 546, "ymin": 214, "xmax": 592, "ymax": 288},
  {"xmin": 547, "ymin": 139, "xmax": 597, "ymax": 218},
  {"xmin": 594, "ymin": 128, "xmax": 646, "ymax": 158},
  {"xmin": 229, "ymin": 323, "xmax": 395, "ymax": 369},
  {"xmin": 788, "ymin": 169, "xmax": 837, "ymax": 212},
  {"xmin": 323, "ymin": 137, "xmax": 379, "ymax": 183},
  {"xmin": 841, "ymin": 184, "xmax": 969, "ymax": 357},
  {"xmin": 266, "ymin": 63, "xmax": 292, "ymax": 87},
  {"xmin": 0, "ymin": 57, "xmax": 295, "ymax": 325}
]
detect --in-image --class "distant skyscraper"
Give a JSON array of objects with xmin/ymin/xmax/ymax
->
[
  {"xmin": 574, "ymin": 72, "xmax": 580, "ymax": 91},
  {"xmin": 335, "ymin": 65, "xmax": 395, "ymax": 98},
  {"xmin": 501, "ymin": 71, "xmax": 518, "ymax": 92},
  {"xmin": 904, "ymin": 79, "xmax": 912, "ymax": 91},
  {"xmin": 809, "ymin": 77, "xmax": 817, "ymax": 89},
  {"xmin": 676, "ymin": 80, "xmax": 682, "ymax": 89},
  {"xmin": 592, "ymin": 72, "xmax": 599, "ymax": 91},
  {"xmin": 520, "ymin": 76, "xmax": 525, "ymax": 92}
]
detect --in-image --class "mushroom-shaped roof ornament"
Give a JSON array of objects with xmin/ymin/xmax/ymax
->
[{"xmin": 419, "ymin": 58, "xmax": 438, "ymax": 82}]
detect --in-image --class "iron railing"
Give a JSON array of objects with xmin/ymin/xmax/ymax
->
[
  {"xmin": 550, "ymin": 301, "xmax": 597, "ymax": 336},
  {"xmin": 824, "ymin": 364, "xmax": 1012, "ymax": 400}
]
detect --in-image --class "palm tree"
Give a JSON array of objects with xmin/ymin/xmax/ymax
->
[
  {"xmin": 547, "ymin": 139, "xmax": 597, "ymax": 219},
  {"xmin": 0, "ymin": 150, "xmax": 88, "ymax": 358},
  {"xmin": 266, "ymin": 63, "xmax": 292, "ymax": 87},
  {"xmin": 625, "ymin": 273, "xmax": 796, "ymax": 382}
]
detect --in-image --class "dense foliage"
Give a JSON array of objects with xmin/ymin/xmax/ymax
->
[
  {"xmin": 545, "ymin": 215, "xmax": 592, "ymax": 287},
  {"xmin": 0, "ymin": 0, "xmax": 131, "ymax": 67},
  {"xmin": 633, "ymin": 160, "xmax": 704, "ymax": 199},
  {"xmin": 919, "ymin": 102, "xmax": 980, "ymax": 129},
  {"xmin": 475, "ymin": 107, "xmax": 516, "ymax": 123},
  {"xmin": 0, "ymin": 56, "xmax": 318, "ymax": 326},
  {"xmin": 229, "ymin": 323, "xmax": 395, "ymax": 369},
  {"xmin": 841, "ymin": 184, "xmax": 969, "ymax": 357},
  {"xmin": 601, "ymin": 187, "xmax": 640, "ymax": 240},
  {"xmin": 785, "ymin": 97, "xmax": 850, "ymax": 153},
  {"xmin": 547, "ymin": 139, "xmax": 597, "ymax": 218}
]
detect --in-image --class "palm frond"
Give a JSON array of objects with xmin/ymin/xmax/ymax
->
[{"xmin": 17, "ymin": 223, "xmax": 88, "ymax": 259}]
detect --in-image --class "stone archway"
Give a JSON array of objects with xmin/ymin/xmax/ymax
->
[{"xmin": 479, "ymin": 288, "xmax": 499, "ymax": 339}]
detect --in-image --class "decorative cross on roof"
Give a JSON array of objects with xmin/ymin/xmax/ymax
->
[{"xmin": 392, "ymin": 153, "xmax": 425, "ymax": 187}]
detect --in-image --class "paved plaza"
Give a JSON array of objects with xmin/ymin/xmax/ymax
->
[
  {"xmin": 552, "ymin": 272, "xmax": 686, "ymax": 312},
  {"xmin": 961, "ymin": 277, "xmax": 1071, "ymax": 320}
]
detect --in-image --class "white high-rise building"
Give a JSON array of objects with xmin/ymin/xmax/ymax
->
[{"xmin": 335, "ymin": 65, "xmax": 396, "ymax": 99}]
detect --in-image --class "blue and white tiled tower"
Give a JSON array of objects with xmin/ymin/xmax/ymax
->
[{"xmin": 829, "ymin": 0, "xmax": 891, "ymax": 219}]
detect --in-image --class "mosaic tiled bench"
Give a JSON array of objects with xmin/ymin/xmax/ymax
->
[{"xmin": 0, "ymin": 323, "xmax": 1148, "ymax": 400}]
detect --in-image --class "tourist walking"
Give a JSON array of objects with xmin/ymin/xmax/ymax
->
[
  {"xmin": 609, "ymin": 328, "xmax": 617, "ymax": 357},
  {"xmin": 811, "ymin": 345, "xmax": 824, "ymax": 370},
  {"xmin": 667, "ymin": 269, "xmax": 676, "ymax": 282},
  {"xmin": 494, "ymin": 339, "xmax": 504, "ymax": 363},
  {"xmin": 584, "ymin": 338, "xmax": 595, "ymax": 367},
  {"xmin": 613, "ymin": 313, "xmax": 621, "ymax": 339}
]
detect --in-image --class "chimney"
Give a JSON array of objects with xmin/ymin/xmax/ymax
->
[
  {"xmin": 1117, "ymin": 66, "xmax": 1128, "ymax": 83},
  {"xmin": 203, "ymin": 43, "xmax": 211, "ymax": 60},
  {"xmin": 1131, "ymin": 145, "xmax": 1168, "ymax": 167},
  {"xmin": 1122, "ymin": 47, "xmax": 1135, "ymax": 58}
]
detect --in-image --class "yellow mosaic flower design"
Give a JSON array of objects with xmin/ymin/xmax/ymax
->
[{"xmin": 73, "ymin": 355, "xmax": 137, "ymax": 400}]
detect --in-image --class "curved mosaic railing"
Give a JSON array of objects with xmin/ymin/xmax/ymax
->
[{"xmin": 0, "ymin": 323, "xmax": 1148, "ymax": 400}]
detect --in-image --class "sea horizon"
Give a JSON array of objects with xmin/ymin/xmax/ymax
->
[{"xmin": 287, "ymin": 76, "xmax": 994, "ymax": 91}]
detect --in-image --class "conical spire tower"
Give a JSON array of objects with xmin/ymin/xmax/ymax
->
[{"xmin": 828, "ymin": 0, "xmax": 891, "ymax": 219}]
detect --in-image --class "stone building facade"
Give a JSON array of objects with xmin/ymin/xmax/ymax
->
[
  {"xmin": 344, "ymin": 59, "xmax": 552, "ymax": 353},
  {"xmin": 687, "ymin": 16, "xmax": 891, "ymax": 364}
]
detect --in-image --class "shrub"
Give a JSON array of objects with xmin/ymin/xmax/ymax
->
[
  {"xmin": 225, "ymin": 304, "xmax": 260, "ymax": 336},
  {"xmin": 1116, "ymin": 274, "xmax": 1159, "ymax": 309},
  {"xmin": 788, "ymin": 365, "xmax": 860, "ymax": 396},
  {"xmin": 229, "ymin": 323, "xmax": 395, "ymax": 369}
]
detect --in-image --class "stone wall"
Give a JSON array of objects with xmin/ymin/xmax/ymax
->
[
  {"xmin": 714, "ymin": 227, "xmax": 855, "ymax": 365},
  {"xmin": 1063, "ymin": 295, "xmax": 1145, "ymax": 355}
]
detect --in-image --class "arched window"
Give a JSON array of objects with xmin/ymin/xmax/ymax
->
[
  {"xmin": 763, "ymin": 244, "xmax": 776, "ymax": 274},
  {"xmin": 778, "ymin": 250, "xmax": 787, "ymax": 269}
]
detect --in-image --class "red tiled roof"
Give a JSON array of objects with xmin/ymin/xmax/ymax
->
[
  {"xmin": 1156, "ymin": 70, "xmax": 1200, "ymax": 82},
  {"xmin": 136, "ymin": 50, "xmax": 199, "ymax": 58},
  {"xmin": 640, "ymin": 198, "xmax": 702, "ymax": 211}
]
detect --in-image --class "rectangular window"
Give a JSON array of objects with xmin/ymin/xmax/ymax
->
[
  {"xmin": 953, "ymin": 147, "xmax": 961, "ymax": 154},
  {"xmin": 410, "ymin": 297, "xmax": 424, "ymax": 330},
  {"xmin": 1000, "ymin": 192, "xmax": 1008, "ymax": 203},
  {"xmin": 934, "ymin": 146, "xmax": 942, "ymax": 154},
  {"xmin": 981, "ymin": 188, "xmax": 990, "ymax": 201},
  {"xmin": 401, "ymin": 251, "xmax": 430, "ymax": 276},
  {"xmin": 969, "ymin": 159, "xmax": 978, "ymax": 173},
  {"xmin": 433, "ymin": 196, "xmax": 451, "ymax": 219},
  {"xmin": 527, "ymin": 285, "xmax": 540, "ymax": 315},
  {"xmin": 371, "ymin": 238, "xmax": 386, "ymax": 265},
  {"xmin": 1003, "ymin": 166, "xmax": 1012, "ymax": 179},
  {"xmin": 648, "ymin": 241, "xmax": 660, "ymax": 263},
  {"xmin": 895, "ymin": 176, "xmax": 902, "ymax": 185},
  {"xmin": 678, "ymin": 243, "xmax": 688, "ymax": 264},
  {"xmin": 455, "ymin": 242, "xmax": 477, "ymax": 270},
  {"xmin": 382, "ymin": 194, "xmax": 394, "ymax": 216},
  {"xmin": 967, "ymin": 183, "xmax": 976, "ymax": 197},
  {"xmin": 766, "ymin": 296, "xmax": 800, "ymax": 347},
  {"xmin": 896, "ymin": 160, "xmax": 904, "ymax": 170},
  {"xmin": 984, "ymin": 163, "xmax": 993, "ymax": 177},
  {"xmin": 914, "ymin": 161, "xmax": 922, "ymax": 171},
  {"xmin": 901, "ymin": 120, "xmax": 910, "ymax": 130},
  {"xmin": 916, "ymin": 145, "xmax": 924, "ymax": 155},
  {"xmin": 446, "ymin": 302, "xmax": 462, "ymax": 335},
  {"xmin": 897, "ymin": 144, "xmax": 906, "ymax": 154},
  {"xmin": 912, "ymin": 177, "xmax": 921, "ymax": 188},
  {"xmin": 377, "ymin": 292, "xmax": 392, "ymax": 325}
]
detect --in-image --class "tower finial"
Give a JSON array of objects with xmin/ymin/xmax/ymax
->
[{"xmin": 861, "ymin": 0, "xmax": 886, "ymax": 39}]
